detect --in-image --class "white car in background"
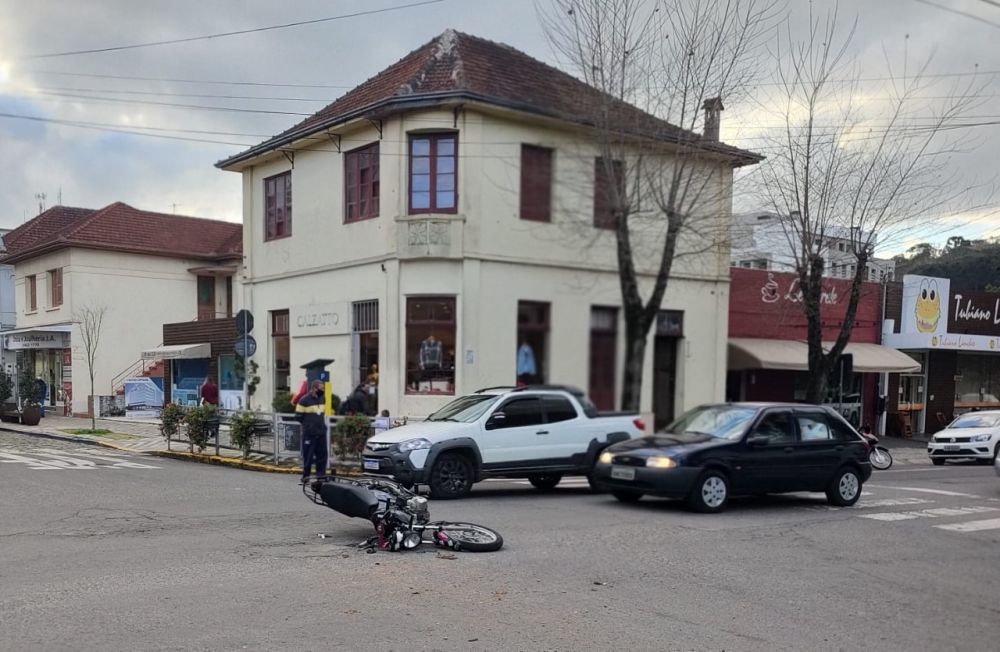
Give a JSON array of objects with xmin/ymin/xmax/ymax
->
[{"xmin": 928, "ymin": 411, "xmax": 1000, "ymax": 466}]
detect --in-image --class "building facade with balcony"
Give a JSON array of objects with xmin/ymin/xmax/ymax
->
[
  {"xmin": 0, "ymin": 203, "xmax": 241, "ymax": 415},
  {"xmin": 219, "ymin": 30, "xmax": 760, "ymax": 422}
]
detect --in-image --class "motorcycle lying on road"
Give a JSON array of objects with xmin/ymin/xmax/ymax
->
[
  {"xmin": 863, "ymin": 434, "xmax": 893, "ymax": 470},
  {"xmin": 302, "ymin": 475, "xmax": 504, "ymax": 553}
]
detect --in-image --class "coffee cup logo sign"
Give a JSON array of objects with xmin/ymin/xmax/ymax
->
[{"xmin": 759, "ymin": 272, "xmax": 840, "ymax": 305}]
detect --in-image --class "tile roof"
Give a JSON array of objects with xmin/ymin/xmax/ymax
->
[
  {"xmin": 0, "ymin": 202, "xmax": 242, "ymax": 264},
  {"xmin": 218, "ymin": 30, "xmax": 761, "ymax": 169}
]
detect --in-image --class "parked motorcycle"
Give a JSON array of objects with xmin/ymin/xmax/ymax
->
[
  {"xmin": 864, "ymin": 434, "xmax": 893, "ymax": 470},
  {"xmin": 303, "ymin": 475, "xmax": 503, "ymax": 553}
]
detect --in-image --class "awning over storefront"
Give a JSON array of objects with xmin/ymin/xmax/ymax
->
[
  {"xmin": 728, "ymin": 338, "xmax": 922, "ymax": 373},
  {"xmin": 141, "ymin": 343, "xmax": 211, "ymax": 360},
  {"xmin": 1, "ymin": 323, "xmax": 73, "ymax": 335}
]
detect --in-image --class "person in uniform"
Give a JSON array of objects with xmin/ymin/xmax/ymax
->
[{"xmin": 295, "ymin": 380, "xmax": 328, "ymax": 482}]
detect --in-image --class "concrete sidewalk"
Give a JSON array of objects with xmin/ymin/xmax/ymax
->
[{"xmin": 0, "ymin": 415, "xmax": 303, "ymax": 473}]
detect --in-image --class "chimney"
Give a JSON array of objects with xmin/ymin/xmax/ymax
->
[{"xmin": 702, "ymin": 97, "xmax": 724, "ymax": 141}]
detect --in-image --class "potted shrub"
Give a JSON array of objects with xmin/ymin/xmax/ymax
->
[
  {"xmin": 159, "ymin": 403, "xmax": 186, "ymax": 450},
  {"xmin": 184, "ymin": 404, "xmax": 216, "ymax": 453},
  {"xmin": 271, "ymin": 391, "xmax": 294, "ymax": 414},
  {"xmin": 334, "ymin": 415, "xmax": 372, "ymax": 461},
  {"xmin": 228, "ymin": 409, "xmax": 260, "ymax": 460},
  {"xmin": 18, "ymin": 367, "xmax": 42, "ymax": 426}
]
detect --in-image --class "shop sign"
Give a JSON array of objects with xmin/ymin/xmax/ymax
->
[
  {"xmin": 656, "ymin": 310, "xmax": 684, "ymax": 337},
  {"xmin": 949, "ymin": 290, "xmax": 1000, "ymax": 336},
  {"xmin": 290, "ymin": 302, "xmax": 349, "ymax": 338},
  {"xmin": 4, "ymin": 332, "xmax": 69, "ymax": 349},
  {"xmin": 899, "ymin": 275, "xmax": 951, "ymax": 335},
  {"xmin": 759, "ymin": 273, "xmax": 840, "ymax": 306}
]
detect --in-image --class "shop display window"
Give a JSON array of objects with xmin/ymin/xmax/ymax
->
[
  {"xmin": 955, "ymin": 354, "xmax": 1000, "ymax": 408},
  {"xmin": 406, "ymin": 297, "xmax": 455, "ymax": 395}
]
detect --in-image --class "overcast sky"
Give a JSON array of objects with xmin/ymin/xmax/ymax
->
[{"xmin": 1, "ymin": 0, "xmax": 998, "ymax": 253}]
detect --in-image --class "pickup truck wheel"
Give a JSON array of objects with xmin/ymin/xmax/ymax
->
[
  {"xmin": 528, "ymin": 474, "xmax": 562, "ymax": 491},
  {"xmin": 428, "ymin": 453, "xmax": 474, "ymax": 500}
]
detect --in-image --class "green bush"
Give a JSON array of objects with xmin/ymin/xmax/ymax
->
[
  {"xmin": 0, "ymin": 370, "xmax": 13, "ymax": 405},
  {"xmin": 334, "ymin": 415, "xmax": 371, "ymax": 460},
  {"xmin": 184, "ymin": 404, "xmax": 217, "ymax": 453},
  {"xmin": 160, "ymin": 403, "xmax": 185, "ymax": 441},
  {"xmin": 228, "ymin": 410, "xmax": 260, "ymax": 460},
  {"xmin": 271, "ymin": 391, "xmax": 293, "ymax": 414},
  {"xmin": 18, "ymin": 367, "xmax": 39, "ymax": 407}
]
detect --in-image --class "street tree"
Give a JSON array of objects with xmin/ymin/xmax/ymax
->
[
  {"xmin": 74, "ymin": 304, "xmax": 107, "ymax": 431},
  {"xmin": 539, "ymin": 0, "xmax": 771, "ymax": 410},
  {"xmin": 758, "ymin": 5, "xmax": 989, "ymax": 403}
]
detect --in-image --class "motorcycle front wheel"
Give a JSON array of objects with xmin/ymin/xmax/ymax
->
[
  {"xmin": 428, "ymin": 522, "xmax": 504, "ymax": 552},
  {"xmin": 870, "ymin": 446, "xmax": 893, "ymax": 470}
]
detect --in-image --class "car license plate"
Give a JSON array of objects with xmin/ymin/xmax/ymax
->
[
  {"xmin": 362, "ymin": 458, "xmax": 381, "ymax": 471},
  {"xmin": 611, "ymin": 466, "xmax": 636, "ymax": 481},
  {"xmin": 944, "ymin": 445, "xmax": 960, "ymax": 452}
]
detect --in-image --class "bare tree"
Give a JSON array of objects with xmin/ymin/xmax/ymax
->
[
  {"xmin": 539, "ymin": 0, "xmax": 771, "ymax": 410},
  {"xmin": 74, "ymin": 304, "xmax": 107, "ymax": 430},
  {"xmin": 758, "ymin": 5, "xmax": 989, "ymax": 403}
]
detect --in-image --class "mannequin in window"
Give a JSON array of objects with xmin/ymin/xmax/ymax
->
[
  {"xmin": 419, "ymin": 334, "xmax": 443, "ymax": 379},
  {"xmin": 516, "ymin": 340, "xmax": 537, "ymax": 386}
]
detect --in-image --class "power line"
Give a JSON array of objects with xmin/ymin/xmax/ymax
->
[
  {"xmin": 0, "ymin": 111, "xmax": 255, "ymax": 146},
  {"xmin": 22, "ymin": 69, "xmax": 355, "ymax": 89},
  {"xmin": 30, "ymin": 85, "xmax": 335, "ymax": 103},
  {"xmin": 29, "ymin": 91, "xmax": 313, "ymax": 116},
  {"xmin": 20, "ymin": 0, "xmax": 446, "ymax": 59},
  {"xmin": 909, "ymin": 0, "xmax": 1000, "ymax": 29}
]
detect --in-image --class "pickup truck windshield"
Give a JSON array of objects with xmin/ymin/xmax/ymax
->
[
  {"xmin": 426, "ymin": 395, "xmax": 500, "ymax": 422},
  {"xmin": 664, "ymin": 405, "xmax": 758, "ymax": 441}
]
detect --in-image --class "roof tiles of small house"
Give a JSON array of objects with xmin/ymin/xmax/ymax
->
[
  {"xmin": 0, "ymin": 202, "xmax": 242, "ymax": 264},
  {"xmin": 218, "ymin": 29, "xmax": 761, "ymax": 168}
]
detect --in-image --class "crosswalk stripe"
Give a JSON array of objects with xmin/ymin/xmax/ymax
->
[
  {"xmin": 935, "ymin": 518, "xmax": 1000, "ymax": 533},
  {"xmin": 859, "ymin": 506, "xmax": 998, "ymax": 521}
]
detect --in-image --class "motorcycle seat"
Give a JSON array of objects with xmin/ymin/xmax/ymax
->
[{"xmin": 319, "ymin": 482, "xmax": 379, "ymax": 520}]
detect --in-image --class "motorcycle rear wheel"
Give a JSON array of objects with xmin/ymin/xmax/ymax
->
[
  {"xmin": 870, "ymin": 446, "xmax": 893, "ymax": 470},
  {"xmin": 429, "ymin": 522, "xmax": 503, "ymax": 552}
]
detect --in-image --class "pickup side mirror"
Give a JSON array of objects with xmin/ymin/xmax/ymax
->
[
  {"xmin": 747, "ymin": 435, "xmax": 770, "ymax": 448},
  {"xmin": 485, "ymin": 412, "xmax": 506, "ymax": 430}
]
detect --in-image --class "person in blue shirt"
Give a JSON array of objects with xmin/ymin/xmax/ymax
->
[{"xmin": 516, "ymin": 341, "xmax": 537, "ymax": 386}]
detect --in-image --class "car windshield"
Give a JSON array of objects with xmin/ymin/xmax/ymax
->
[
  {"xmin": 663, "ymin": 405, "xmax": 758, "ymax": 441},
  {"xmin": 950, "ymin": 414, "xmax": 1000, "ymax": 429},
  {"xmin": 426, "ymin": 395, "xmax": 500, "ymax": 422}
]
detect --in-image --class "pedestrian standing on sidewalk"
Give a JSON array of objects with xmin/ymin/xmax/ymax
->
[
  {"xmin": 295, "ymin": 380, "xmax": 328, "ymax": 483},
  {"xmin": 199, "ymin": 376, "xmax": 220, "ymax": 441}
]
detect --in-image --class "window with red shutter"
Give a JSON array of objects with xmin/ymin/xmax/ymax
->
[
  {"xmin": 345, "ymin": 142, "xmax": 380, "ymax": 222},
  {"xmin": 520, "ymin": 145, "xmax": 553, "ymax": 222},
  {"xmin": 593, "ymin": 157, "xmax": 624, "ymax": 229},
  {"xmin": 49, "ymin": 269, "xmax": 63, "ymax": 307},
  {"xmin": 264, "ymin": 171, "xmax": 292, "ymax": 241}
]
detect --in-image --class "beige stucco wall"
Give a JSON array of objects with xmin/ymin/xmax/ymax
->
[
  {"xmin": 235, "ymin": 104, "xmax": 737, "ymax": 418},
  {"xmin": 13, "ymin": 248, "xmax": 232, "ymax": 414}
]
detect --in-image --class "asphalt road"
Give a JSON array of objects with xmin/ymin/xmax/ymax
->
[{"xmin": 2, "ymin": 431, "xmax": 999, "ymax": 652}]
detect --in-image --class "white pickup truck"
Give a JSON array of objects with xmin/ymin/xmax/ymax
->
[{"xmin": 361, "ymin": 385, "xmax": 646, "ymax": 498}]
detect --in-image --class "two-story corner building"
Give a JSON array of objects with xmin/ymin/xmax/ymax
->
[
  {"xmin": 0, "ymin": 203, "xmax": 241, "ymax": 416},
  {"xmin": 217, "ymin": 29, "xmax": 760, "ymax": 423}
]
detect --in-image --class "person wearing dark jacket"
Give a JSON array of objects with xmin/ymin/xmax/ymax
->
[
  {"xmin": 295, "ymin": 380, "xmax": 328, "ymax": 482},
  {"xmin": 341, "ymin": 383, "xmax": 369, "ymax": 415}
]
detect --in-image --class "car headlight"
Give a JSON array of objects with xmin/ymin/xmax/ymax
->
[
  {"xmin": 599, "ymin": 451, "xmax": 614, "ymax": 464},
  {"xmin": 646, "ymin": 456, "xmax": 677, "ymax": 469},
  {"xmin": 971, "ymin": 433, "xmax": 992, "ymax": 443},
  {"xmin": 398, "ymin": 438, "xmax": 432, "ymax": 452}
]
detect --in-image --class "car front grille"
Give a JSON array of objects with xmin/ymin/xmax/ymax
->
[
  {"xmin": 934, "ymin": 436, "xmax": 971, "ymax": 443},
  {"xmin": 611, "ymin": 455, "xmax": 647, "ymax": 467}
]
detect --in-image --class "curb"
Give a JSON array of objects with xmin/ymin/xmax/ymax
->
[{"xmin": 148, "ymin": 449, "xmax": 363, "ymax": 476}]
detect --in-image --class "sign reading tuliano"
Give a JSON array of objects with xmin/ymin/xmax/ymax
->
[{"xmin": 948, "ymin": 290, "xmax": 1000, "ymax": 336}]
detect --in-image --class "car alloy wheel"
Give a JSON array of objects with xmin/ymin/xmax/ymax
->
[
  {"xmin": 688, "ymin": 471, "xmax": 729, "ymax": 513},
  {"xmin": 702, "ymin": 476, "xmax": 727, "ymax": 508},
  {"xmin": 838, "ymin": 472, "xmax": 859, "ymax": 502}
]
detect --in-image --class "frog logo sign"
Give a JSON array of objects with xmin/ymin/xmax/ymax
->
[{"xmin": 915, "ymin": 278, "xmax": 942, "ymax": 333}]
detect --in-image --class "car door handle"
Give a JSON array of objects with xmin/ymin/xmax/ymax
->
[
  {"xmin": 536, "ymin": 430, "xmax": 549, "ymax": 435},
  {"xmin": 783, "ymin": 447, "xmax": 795, "ymax": 453}
]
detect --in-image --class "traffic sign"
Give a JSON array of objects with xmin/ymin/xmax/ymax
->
[
  {"xmin": 235, "ymin": 309, "xmax": 254, "ymax": 335},
  {"xmin": 234, "ymin": 335, "xmax": 257, "ymax": 358}
]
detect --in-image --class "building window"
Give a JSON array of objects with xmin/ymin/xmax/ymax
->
[
  {"xmin": 520, "ymin": 145, "xmax": 553, "ymax": 222},
  {"xmin": 48, "ymin": 269, "xmax": 63, "ymax": 307},
  {"xmin": 589, "ymin": 306, "xmax": 618, "ymax": 410},
  {"xmin": 197, "ymin": 276, "xmax": 215, "ymax": 320},
  {"xmin": 264, "ymin": 171, "xmax": 292, "ymax": 240},
  {"xmin": 517, "ymin": 301, "xmax": 549, "ymax": 385},
  {"xmin": 271, "ymin": 309, "xmax": 290, "ymax": 394},
  {"xmin": 406, "ymin": 297, "xmax": 455, "ymax": 395},
  {"xmin": 594, "ymin": 157, "xmax": 624, "ymax": 229},
  {"xmin": 345, "ymin": 142, "xmax": 380, "ymax": 222},
  {"xmin": 352, "ymin": 300, "xmax": 380, "ymax": 410},
  {"xmin": 409, "ymin": 133, "xmax": 457, "ymax": 214},
  {"xmin": 26, "ymin": 275, "xmax": 36, "ymax": 312}
]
